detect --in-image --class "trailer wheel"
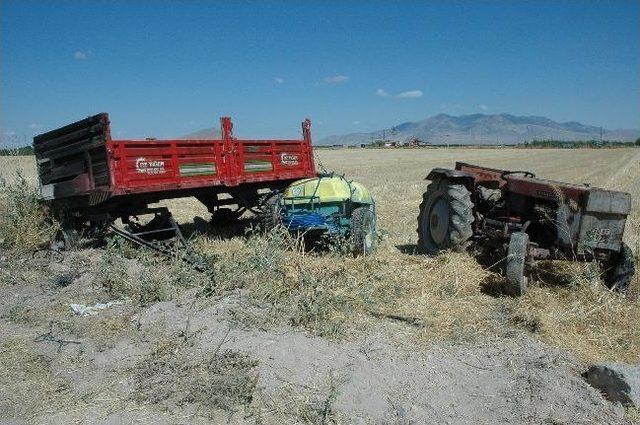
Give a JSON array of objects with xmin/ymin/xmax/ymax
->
[
  {"xmin": 210, "ymin": 207, "xmax": 244, "ymax": 224},
  {"xmin": 350, "ymin": 205, "xmax": 377, "ymax": 256},
  {"xmin": 602, "ymin": 243, "xmax": 635, "ymax": 292},
  {"xmin": 506, "ymin": 232, "xmax": 529, "ymax": 296},
  {"xmin": 417, "ymin": 177, "xmax": 474, "ymax": 254},
  {"xmin": 257, "ymin": 193, "xmax": 282, "ymax": 232},
  {"xmin": 53, "ymin": 224, "xmax": 80, "ymax": 251}
]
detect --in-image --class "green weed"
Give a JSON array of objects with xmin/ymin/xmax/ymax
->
[{"xmin": 0, "ymin": 171, "xmax": 57, "ymax": 252}]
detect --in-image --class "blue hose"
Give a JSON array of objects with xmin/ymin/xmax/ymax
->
[{"xmin": 281, "ymin": 211, "xmax": 339, "ymax": 234}]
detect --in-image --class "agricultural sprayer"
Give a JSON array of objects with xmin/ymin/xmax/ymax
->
[{"xmin": 259, "ymin": 174, "xmax": 377, "ymax": 255}]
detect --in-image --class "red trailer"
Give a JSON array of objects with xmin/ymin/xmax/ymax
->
[{"xmin": 33, "ymin": 113, "xmax": 316, "ymax": 248}]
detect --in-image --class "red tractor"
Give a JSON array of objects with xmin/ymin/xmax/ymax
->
[{"xmin": 417, "ymin": 162, "xmax": 635, "ymax": 295}]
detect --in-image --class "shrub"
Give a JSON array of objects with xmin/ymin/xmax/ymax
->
[
  {"xmin": 97, "ymin": 240, "xmax": 207, "ymax": 306},
  {"xmin": 198, "ymin": 228, "xmax": 403, "ymax": 338},
  {"xmin": 0, "ymin": 171, "xmax": 57, "ymax": 252}
]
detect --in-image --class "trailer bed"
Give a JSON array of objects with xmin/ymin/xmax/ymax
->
[{"xmin": 34, "ymin": 113, "xmax": 316, "ymax": 213}]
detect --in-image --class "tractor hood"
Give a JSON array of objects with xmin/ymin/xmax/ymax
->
[{"xmin": 282, "ymin": 176, "xmax": 373, "ymax": 204}]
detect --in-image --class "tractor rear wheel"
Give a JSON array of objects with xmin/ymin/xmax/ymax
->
[
  {"xmin": 350, "ymin": 205, "xmax": 376, "ymax": 256},
  {"xmin": 506, "ymin": 232, "xmax": 529, "ymax": 296},
  {"xmin": 417, "ymin": 177, "xmax": 474, "ymax": 254},
  {"xmin": 602, "ymin": 243, "xmax": 635, "ymax": 292}
]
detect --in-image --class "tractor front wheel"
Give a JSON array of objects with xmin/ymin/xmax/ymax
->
[
  {"xmin": 505, "ymin": 232, "xmax": 529, "ymax": 296},
  {"xmin": 602, "ymin": 243, "xmax": 635, "ymax": 292},
  {"xmin": 350, "ymin": 206, "xmax": 377, "ymax": 256},
  {"xmin": 417, "ymin": 178, "xmax": 474, "ymax": 254}
]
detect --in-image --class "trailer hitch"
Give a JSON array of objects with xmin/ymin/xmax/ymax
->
[{"xmin": 108, "ymin": 207, "xmax": 206, "ymax": 271}]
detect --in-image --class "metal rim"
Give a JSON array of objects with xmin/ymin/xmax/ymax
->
[{"xmin": 428, "ymin": 197, "xmax": 449, "ymax": 246}]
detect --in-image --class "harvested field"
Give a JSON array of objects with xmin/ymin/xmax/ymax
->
[{"xmin": 1, "ymin": 148, "xmax": 639, "ymax": 423}]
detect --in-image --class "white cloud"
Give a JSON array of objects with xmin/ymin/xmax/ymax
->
[
  {"xmin": 323, "ymin": 75, "xmax": 349, "ymax": 84},
  {"xmin": 396, "ymin": 90, "xmax": 423, "ymax": 98},
  {"xmin": 274, "ymin": 77, "xmax": 284, "ymax": 84},
  {"xmin": 479, "ymin": 104, "xmax": 489, "ymax": 111},
  {"xmin": 28, "ymin": 123, "xmax": 41, "ymax": 129},
  {"xmin": 74, "ymin": 51, "xmax": 87, "ymax": 60},
  {"xmin": 375, "ymin": 88, "xmax": 390, "ymax": 97}
]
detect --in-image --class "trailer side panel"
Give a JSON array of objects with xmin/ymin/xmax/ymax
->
[{"xmin": 33, "ymin": 114, "xmax": 316, "ymax": 207}]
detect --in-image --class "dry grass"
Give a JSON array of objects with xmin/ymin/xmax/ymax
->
[
  {"xmin": 254, "ymin": 372, "xmax": 345, "ymax": 424},
  {"xmin": 1, "ymin": 149, "xmax": 639, "ymax": 364},
  {"xmin": 0, "ymin": 170, "xmax": 58, "ymax": 252},
  {"xmin": 0, "ymin": 337, "xmax": 77, "ymax": 420},
  {"xmin": 95, "ymin": 240, "xmax": 208, "ymax": 306},
  {"xmin": 190, "ymin": 227, "xmax": 639, "ymax": 362},
  {"xmin": 133, "ymin": 339, "xmax": 259, "ymax": 414}
]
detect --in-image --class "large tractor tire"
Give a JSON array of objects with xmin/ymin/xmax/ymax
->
[
  {"xmin": 417, "ymin": 177, "xmax": 474, "ymax": 254},
  {"xmin": 506, "ymin": 232, "xmax": 529, "ymax": 296},
  {"xmin": 350, "ymin": 205, "xmax": 377, "ymax": 256},
  {"xmin": 602, "ymin": 243, "xmax": 635, "ymax": 292}
]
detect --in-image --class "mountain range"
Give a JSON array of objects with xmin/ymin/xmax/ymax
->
[
  {"xmin": 317, "ymin": 114, "xmax": 640, "ymax": 146},
  {"xmin": 181, "ymin": 127, "xmax": 220, "ymax": 139}
]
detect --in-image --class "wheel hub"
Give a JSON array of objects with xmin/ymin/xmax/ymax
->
[{"xmin": 429, "ymin": 198, "xmax": 449, "ymax": 245}]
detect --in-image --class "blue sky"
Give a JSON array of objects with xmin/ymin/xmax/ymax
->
[{"xmin": 1, "ymin": 0, "xmax": 638, "ymax": 144}]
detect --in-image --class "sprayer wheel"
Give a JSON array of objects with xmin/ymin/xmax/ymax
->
[
  {"xmin": 257, "ymin": 193, "xmax": 282, "ymax": 232},
  {"xmin": 351, "ymin": 205, "xmax": 377, "ymax": 256}
]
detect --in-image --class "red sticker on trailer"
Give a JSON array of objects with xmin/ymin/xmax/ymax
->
[{"xmin": 280, "ymin": 153, "xmax": 300, "ymax": 166}]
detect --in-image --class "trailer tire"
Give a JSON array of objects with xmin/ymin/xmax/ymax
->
[
  {"xmin": 603, "ymin": 243, "xmax": 635, "ymax": 292},
  {"xmin": 506, "ymin": 232, "xmax": 529, "ymax": 296},
  {"xmin": 257, "ymin": 193, "xmax": 282, "ymax": 232},
  {"xmin": 53, "ymin": 225, "xmax": 80, "ymax": 251},
  {"xmin": 210, "ymin": 207, "xmax": 244, "ymax": 224},
  {"xmin": 417, "ymin": 177, "xmax": 474, "ymax": 254},
  {"xmin": 350, "ymin": 205, "xmax": 377, "ymax": 256}
]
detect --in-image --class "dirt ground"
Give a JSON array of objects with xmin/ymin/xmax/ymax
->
[
  {"xmin": 0, "ymin": 250, "xmax": 629, "ymax": 424},
  {"xmin": 1, "ymin": 148, "xmax": 639, "ymax": 424}
]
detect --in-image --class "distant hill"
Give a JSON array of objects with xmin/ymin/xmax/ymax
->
[
  {"xmin": 181, "ymin": 127, "xmax": 220, "ymax": 139},
  {"xmin": 317, "ymin": 113, "xmax": 640, "ymax": 146}
]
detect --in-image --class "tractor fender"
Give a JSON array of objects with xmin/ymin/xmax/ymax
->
[
  {"xmin": 426, "ymin": 168, "xmax": 475, "ymax": 182},
  {"xmin": 426, "ymin": 168, "xmax": 476, "ymax": 193}
]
